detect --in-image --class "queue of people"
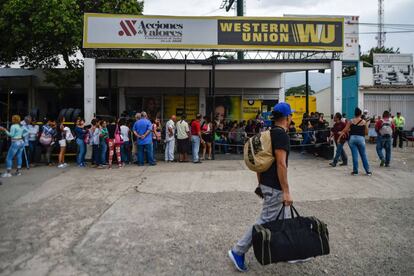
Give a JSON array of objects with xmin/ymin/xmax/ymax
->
[{"xmin": 0, "ymin": 108, "xmax": 409, "ymax": 178}]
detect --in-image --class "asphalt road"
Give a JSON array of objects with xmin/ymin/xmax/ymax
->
[{"xmin": 0, "ymin": 144, "xmax": 413, "ymax": 275}]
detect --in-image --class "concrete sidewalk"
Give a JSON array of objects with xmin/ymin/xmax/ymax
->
[{"xmin": 0, "ymin": 144, "xmax": 413, "ymax": 275}]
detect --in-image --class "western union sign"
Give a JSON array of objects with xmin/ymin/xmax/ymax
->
[{"xmin": 84, "ymin": 13, "xmax": 344, "ymax": 51}]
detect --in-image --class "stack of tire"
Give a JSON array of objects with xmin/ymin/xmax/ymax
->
[{"xmin": 57, "ymin": 108, "xmax": 82, "ymax": 123}]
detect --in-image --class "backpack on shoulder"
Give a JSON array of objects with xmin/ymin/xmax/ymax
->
[
  {"xmin": 379, "ymin": 119, "xmax": 393, "ymax": 137},
  {"xmin": 243, "ymin": 130, "xmax": 274, "ymax": 172}
]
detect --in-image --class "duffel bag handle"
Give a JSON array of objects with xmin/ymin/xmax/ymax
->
[{"xmin": 276, "ymin": 205, "xmax": 301, "ymax": 220}]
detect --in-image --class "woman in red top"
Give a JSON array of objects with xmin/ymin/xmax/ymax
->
[{"xmin": 190, "ymin": 114, "xmax": 203, "ymax": 163}]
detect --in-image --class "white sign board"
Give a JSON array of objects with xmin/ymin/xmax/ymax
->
[
  {"xmin": 373, "ymin": 54, "xmax": 413, "ymax": 86},
  {"xmin": 83, "ymin": 13, "xmax": 344, "ymax": 51}
]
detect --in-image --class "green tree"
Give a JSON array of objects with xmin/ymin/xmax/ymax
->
[
  {"xmin": 0, "ymin": 0, "xmax": 144, "ymax": 70},
  {"xmin": 285, "ymin": 84, "xmax": 315, "ymax": 96},
  {"xmin": 360, "ymin": 46, "xmax": 400, "ymax": 66}
]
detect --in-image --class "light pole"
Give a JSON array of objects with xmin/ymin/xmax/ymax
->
[{"xmin": 7, "ymin": 90, "xmax": 13, "ymax": 129}]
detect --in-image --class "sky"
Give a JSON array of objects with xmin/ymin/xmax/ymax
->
[{"xmin": 144, "ymin": 0, "xmax": 414, "ymax": 55}]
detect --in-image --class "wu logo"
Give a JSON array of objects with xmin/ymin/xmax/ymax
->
[{"xmin": 118, "ymin": 20, "xmax": 137, "ymax": 36}]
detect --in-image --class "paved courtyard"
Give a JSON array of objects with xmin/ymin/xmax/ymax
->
[{"xmin": 0, "ymin": 144, "xmax": 413, "ymax": 275}]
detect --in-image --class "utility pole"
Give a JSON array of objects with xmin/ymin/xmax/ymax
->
[
  {"xmin": 377, "ymin": 0, "xmax": 385, "ymax": 48},
  {"xmin": 184, "ymin": 54, "xmax": 187, "ymax": 115},
  {"xmin": 224, "ymin": 0, "xmax": 244, "ymax": 60}
]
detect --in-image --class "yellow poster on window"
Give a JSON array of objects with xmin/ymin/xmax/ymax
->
[
  {"xmin": 164, "ymin": 95, "xmax": 198, "ymax": 121},
  {"xmin": 242, "ymin": 99, "xmax": 262, "ymax": 120}
]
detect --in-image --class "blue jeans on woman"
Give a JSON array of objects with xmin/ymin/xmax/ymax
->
[
  {"xmin": 333, "ymin": 141, "xmax": 348, "ymax": 165},
  {"xmin": 121, "ymin": 141, "xmax": 131, "ymax": 164},
  {"xmin": 348, "ymin": 135, "xmax": 371, "ymax": 174},
  {"xmin": 100, "ymin": 140, "xmax": 107, "ymax": 165},
  {"xmin": 6, "ymin": 140, "xmax": 25, "ymax": 170},
  {"xmin": 76, "ymin": 138, "xmax": 86, "ymax": 166}
]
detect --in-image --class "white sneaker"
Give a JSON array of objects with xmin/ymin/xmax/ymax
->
[
  {"xmin": 57, "ymin": 164, "xmax": 64, "ymax": 168},
  {"xmin": 2, "ymin": 173, "xmax": 12, "ymax": 178},
  {"xmin": 63, "ymin": 163, "xmax": 68, "ymax": 168}
]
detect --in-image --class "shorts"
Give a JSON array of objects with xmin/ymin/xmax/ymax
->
[
  {"xmin": 202, "ymin": 134, "xmax": 212, "ymax": 143},
  {"xmin": 59, "ymin": 139, "xmax": 66, "ymax": 147},
  {"xmin": 177, "ymin": 138, "xmax": 190, "ymax": 154}
]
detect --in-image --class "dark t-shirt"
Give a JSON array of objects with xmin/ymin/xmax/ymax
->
[{"xmin": 260, "ymin": 126, "xmax": 290, "ymax": 191}]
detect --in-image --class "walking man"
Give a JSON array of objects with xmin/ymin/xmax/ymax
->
[
  {"xmin": 133, "ymin": 112, "xmax": 156, "ymax": 166},
  {"xmin": 176, "ymin": 114, "xmax": 190, "ymax": 162},
  {"xmin": 376, "ymin": 110, "xmax": 394, "ymax": 167},
  {"xmin": 190, "ymin": 114, "xmax": 203, "ymax": 164},
  {"xmin": 228, "ymin": 103, "xmax": 294, "ymax": 272},
  {"xmin": 164, "ymin": 115, "xmax": 176, "ymax": 162},
  {"xmin": 393, "ymin": 112, "xmax": 405, "ymax": 148}
]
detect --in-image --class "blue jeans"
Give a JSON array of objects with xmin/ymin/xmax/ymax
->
[
  {"xmin": 100, "ymin": 141, "xmax": 107, "ymax": 164},
  {"xmin": 348, "ymin": 135, "xmax": 370, "ymax": 174},
  {"xmin": 216, "ymin": 138, "xmax": 229, "ymax": 154},
  {"xmin": 376, "ymin": 135, "xmax": 392, "ymax": 165},
  {"xmin": 121, "ymin": 141, "xmax": 131, "ymax": 163},
  {"xmin": 6, "ymin": 140, "xmax": 25, "ymax": 170},
  {"xmin": 137, "ymin": 143, "xmax": 155, "ymax": 166},
  {"xmin": 333, "ymin": 141, "xmax": 348, "ymax": 164},
  {"xmin": 301, "ymin": 131, "xmax": 313, "ymax": 152},
  {"xmin": 76, "ymin": 138, "xmax": 86, "ymax": 166},
  {"xmin": 191, "ymin": 135, "xmax": 201, "ymax": 162},
  {"xmin": 29, "ymin": 141, "xmax": 37, "ymax": 163}
]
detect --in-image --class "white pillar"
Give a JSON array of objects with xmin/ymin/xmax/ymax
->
[
  {"xmin": 84, "ymin": 58, "xmax": 96, "ymax": 123},
  {"xmin": 331, "ymin": 60, "xmax": 342, "ymax": 115},
  {"xmin": 199, "ymin": 88, "xmax": 206, "ymax": 115},
  {"xmin": 119, "ymin": 87, "xmax": 126, "ymax": 116},
  {"xmin": 279, "ymin": 73, "xmax": 285, "ymax": 102}
]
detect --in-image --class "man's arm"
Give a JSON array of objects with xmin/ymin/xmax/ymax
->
[{"xmin": 275, "ymin": 149, "xmax": 292, "ymax": 205}]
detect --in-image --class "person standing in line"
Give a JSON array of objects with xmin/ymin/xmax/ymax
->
[
  {"xmin": 99, "ymin": 120, "xmax": 109, "ymax": 166},
  {"xmin": 152, "ymin": 118, "xmax": 162, "ymax": 160},
  {"xmin": 338, "ymin": 107, "xmax": 372, "ymax": 176},
  {"xmin": 40, "ymin": 120, "xmax": 57, "ymax": 166},
  {"xmin": 176, "ymin": 114, "xmax": 190, "ymax": 162},
  {"xmin": 190, "ymin": 113, "xmax": 203, "ymax": 164},
  {"xmin": 107, "ymin": 118, "xmax": 123, "ymax": 169},
  {"xmin": 329, "ymin": 113, "xmax": 348, "ymax": 167},
  {"xmin": 0, "ymin": 115, "xmax": 28, "ymax": 177},
  {"xmin": 228, "ymin": 103, "xmax": 294, "ymax": 272},
  {"xmin": 393, "ymin": 112, "xmax": 405, "ymax": 148},
  {"xmin": 164, "ymin": 115, "xmax": 176, "ymax": 162},
  {"xmin": 120, "ymin": 119, "xmax": 131, "ymax": 165},
  {"xmin": 133, "ymin": 112, "xmax": 156, "ymax": 166},
  {"xmin": 20, "ymin": 115, "xmax": 31, "ymax": 167},
  {"xmin": 27, "ymin": 117, "xmax": 40, "ymax": 166},
  {"xmin": 201, "ymin": 116, "xmax": 213, "ymax": 160},
  {"xmin": 74, "ymin": 119, "xmax": 87, "ymax": 167},
  {"xmin": 57, "ymin": 118, "xmax": 68, "ymax": 168},
  {"xmin": 89, "ymin": 119, "xmax": 102, "ymax": 168},
  {"xmin": 375, "ymin": 110, "xmax": 395, "ymax": 167}
]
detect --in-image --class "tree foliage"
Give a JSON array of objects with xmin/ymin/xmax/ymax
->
[
  {"xmin": 360, "ymin": 46, "xmax": 400, "ymax": 66},
  {"xmin": 285, "ymin": 84, "xmax": 315, "ymax": 96},
  {"xmin": 0, "ymin": 0, "xmax": 144, "ymax": 70}
]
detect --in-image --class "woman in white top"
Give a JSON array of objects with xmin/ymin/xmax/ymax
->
[
  {"xmin": 119, "ymin": 119, "xmax": 131, "ymax": 164},
  {"xmin": 27, "ymin": 118, "xmax": 39, "ymax": 165}
]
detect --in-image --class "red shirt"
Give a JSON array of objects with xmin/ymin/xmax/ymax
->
[
  {"xmin": 191, "ymin": 120, "xmax": 201, "ymax": 136},
  {"xmin": 331, "ymin": 121, "xmax": 346, "ymax": 141}
]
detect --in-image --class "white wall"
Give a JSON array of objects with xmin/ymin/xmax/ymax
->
[
  {"xmin": 315, "ymin": 87, "xmax": 333, "ymax": 124},
  {"xmin": 112, "ymin": 70, "xmax": 281, "ymax": 89},
  {"xmin": 359, "ymin": 62, "xmax": 374, "ymax": 86}
]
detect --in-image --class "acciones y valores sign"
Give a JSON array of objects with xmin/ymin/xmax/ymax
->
[{"xmin": 83, "ymin": 13, "xmax": 344, "ymax": 51}]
